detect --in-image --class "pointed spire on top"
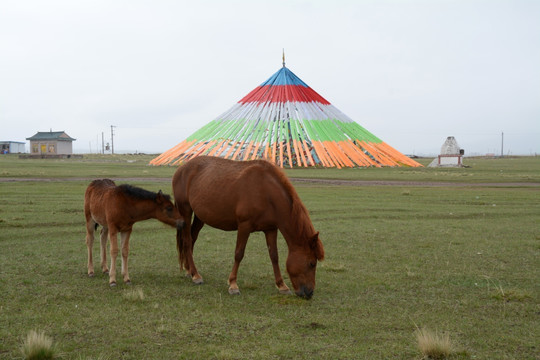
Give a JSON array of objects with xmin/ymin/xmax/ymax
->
[{"xmin": 282, "ymin": 48, "xmax": 286, "ymax": 67}]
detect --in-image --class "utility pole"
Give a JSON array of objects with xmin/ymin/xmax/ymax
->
[
  {"xmin": 111, "ymin": 125, "xmax": 116, "ymax": 154},
  {"xmin": 102, "ymin": 132, "xmax": 105, "ymax": 154},
  {"xmin": 501, "ymin": 132, "xmax": 504, "ymax": 158}
]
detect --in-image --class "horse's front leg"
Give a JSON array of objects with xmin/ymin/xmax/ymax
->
[
  {"xmin": 120, "ymin": 231, "xmax": 132, "ymax": 284},
  {"xmin": 228, "ymin": 225, "xmax": 250, "ymax": 295},
  {"xmin": 264, "ymin": 229, "xmax": 291, "ymax": 295},
  {"xmin": 108, "ymin": 229, "xmax": 119, "ymax": 286},
  {"xmin": 99, "ymin": 226, "xmax": 109, "ymax": 274}
]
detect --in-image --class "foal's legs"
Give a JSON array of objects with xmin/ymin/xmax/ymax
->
[
  {"xmin": 120, "ymin": 231, "xmax": 132, "ymax": 284},
  {"xmin": 85, "ymin": 220, "xmax": 96, "ymax": 277},
  {"xmin": 264, "ymin": 229, "xmax": 291, "ymax": 295},
  {"xmin": 99, "ymin": 226, "xmax": 109, "ymax": 274},
  {"xmin": 108, "ymin": 228, "xmax": 120, "ymax": 286},
  {"xmin": 227, "ymin": 224, "xmax": 251, "ymax": 295}
]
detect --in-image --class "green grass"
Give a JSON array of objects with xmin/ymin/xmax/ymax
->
[
  {"xmin": 1, "ymin": 154, "xmax": 539, "ymax": 184},
  {"xmin": 0, "ymin": 154, "xmax": 177, "ymax": 179},
  {"xmin": 0, "ymin": 155, "xmax": 538, "ymax": 359}
]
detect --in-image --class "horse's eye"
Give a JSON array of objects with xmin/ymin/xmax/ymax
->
[
  {"xmin": 166, "ymin": 206, "xmax": 173, "ymax": 212},
  {"xmin": 309, "ymin": 262, "xmax": 316, "ymax": 269}
]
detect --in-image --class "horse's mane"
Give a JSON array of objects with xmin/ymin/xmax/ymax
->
[
  {"xmin": 262, "ymin": 161, "xmax": 315, "ymax": 242},
  {"xmin": 118, "ymin": 184, "xmax": 171, "ymax": 202},
  {"xmin": 90, "ymin": 178, "xmax": 116, "ymax": 187}
]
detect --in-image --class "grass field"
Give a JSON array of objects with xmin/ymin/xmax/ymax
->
[{"xmin": 0, "ymin": 155, "xmax": 539, "ymax": 359}]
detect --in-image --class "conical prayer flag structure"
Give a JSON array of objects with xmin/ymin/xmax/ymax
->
[{"xmin": 150, "ymin": 63, "xmax": 422, "ymax": 168}]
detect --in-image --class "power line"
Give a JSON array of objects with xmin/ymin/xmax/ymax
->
[{"xmin": 111, "ymin": 125, "xmax": 116, "ymax": 154}]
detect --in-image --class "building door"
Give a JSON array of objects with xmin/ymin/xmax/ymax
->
[{"xmin": 41, "ymin": 145, "xmax": 46, "ymax": 154}]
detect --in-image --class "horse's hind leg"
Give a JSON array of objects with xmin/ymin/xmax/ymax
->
[
  {"xmin": 264, "ymin": 229, "xmax": 291, "ymax": 295},
  {"xmin": 191, "ymin": 215, "xmax": 204, "ymax": 246},
  {"xmin": 177, "ymin": 208, "xmax": 203, "ymax": 284},
  {"xmin": 85, "ymin": 220, "xmax": 96, "ymax": 277},
  {"xmin": 99, "ymin": 226, "xmax": 109, "ymax": 274},
  {"xmin": 186, "ymin": 215, "xmax": 204, "ymax": 277},
  {"xmin": 120, "ymin": 231, "xmax": 131, "ymax": 284},
  {"xmin": 184, "ymin": 223, "xmax": 203, "ymax": 285}
]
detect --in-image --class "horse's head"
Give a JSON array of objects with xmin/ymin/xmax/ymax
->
[
  {"xmin": 286, "ymin": 231, "xmax": 325, "ymax": 300},
  {"xmin": 156, "ymin": 190, "xmax": 184, "ymax": 230}
]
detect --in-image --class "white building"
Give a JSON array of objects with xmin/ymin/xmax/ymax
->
[
  {"xmin": 428, "ymin": 136, "xmax": 465, "ymax": 167},
  {"xmin": 0, "ymin": 141, "xmax": 26, "ymax": 154}
]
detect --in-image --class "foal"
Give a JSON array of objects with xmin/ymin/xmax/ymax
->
[{"xmin": 84, "ymin": 179, "xmax": 183, "ymax": 286}]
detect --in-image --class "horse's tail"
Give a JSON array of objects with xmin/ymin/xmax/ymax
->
[
  {"xmin": 176, "ymin": 227, "xmax": 191, "ymax": 271},
  {"xmin": 176, "ymin": 226, "xmax": 189, "ymax": 271}
]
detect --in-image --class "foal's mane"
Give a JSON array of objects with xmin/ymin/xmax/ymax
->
[
  {"xmin": 262, "ymin": 161, "xmax": 315, "ymax": 242},
  {"xmin": 118, "ymin": 184, "xmax": 171, "ymax": 202}
]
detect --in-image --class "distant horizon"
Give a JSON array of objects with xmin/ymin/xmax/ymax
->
[
  {"xmin": 74, "ymin": 149, "xmax": 540, "ymax": 157},
  {"xmin": 4, "ymin": 144, "xmax": 538, "ymax": 158},
  {"xmin": 7, "ymin": 128, "xmax": 537, "ymax": 158}
]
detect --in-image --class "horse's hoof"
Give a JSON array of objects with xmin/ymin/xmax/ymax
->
[
  {"xmin": 109, "ymin": 282, "xmax": 117, "ymax": 287},
  {"xmin": 228, "ymin": 288, "xmax": 240, "ymax": 295},
  {"xmin": 88, "ymin": 272, "xmax": 95, "ymax": 278},
  {"xmin": 103, "ymin": 270, "xmax": 109, "ymax": 275},
  {"xmin": 192, "ymin": 278, "xmax": 204, "ymax": 285},
  {"xmin": 125, "ymin": 280, "xmax": 132, "ymax": 285},
  {"xmin": 279, "ymin": 289, "xmax": 292, "ymax": 295}
]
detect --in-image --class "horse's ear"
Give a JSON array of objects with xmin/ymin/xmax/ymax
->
[
  {"xmin": 310, "ymin": 232, "xmax": 325, "ymax": 261},
  {"xmin": 156, "ymin": 190, "xmax": 164, "ymax": 203}
]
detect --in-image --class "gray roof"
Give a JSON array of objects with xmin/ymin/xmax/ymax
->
[{"xmin": 26, "ymin": 131, "xmax": 76, "ymax": 142}]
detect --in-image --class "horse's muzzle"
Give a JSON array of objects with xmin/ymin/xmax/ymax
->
[{"xmin": 296, "ymin": 285, "xmax": 314, "ymax": 300}]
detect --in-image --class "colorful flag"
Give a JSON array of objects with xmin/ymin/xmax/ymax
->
[{"xmin": 150, "ymin": 65, "xmax": 421, "ymax": 168}]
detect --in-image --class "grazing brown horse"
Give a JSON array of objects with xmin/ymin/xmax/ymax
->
[
  {"xmin": 84, "ymin": 179, "xmax": 183, "ymax": 286},
  {"xmin": 172, "ymin": 156, "xmax": 325, "ymax": 299}
]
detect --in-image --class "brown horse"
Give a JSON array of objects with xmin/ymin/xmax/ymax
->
[
  {"xmin": 172, "ymin": 156, "xmax": 325, "ymax": 299},
  {"xmin": 84, "ymin": 179, "xmax": 183, "ymax": 286}
]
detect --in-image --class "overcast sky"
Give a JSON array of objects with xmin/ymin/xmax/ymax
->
[{"xmin": 1, "ymin": 0, "xmax": 539, "ymax": 156}]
